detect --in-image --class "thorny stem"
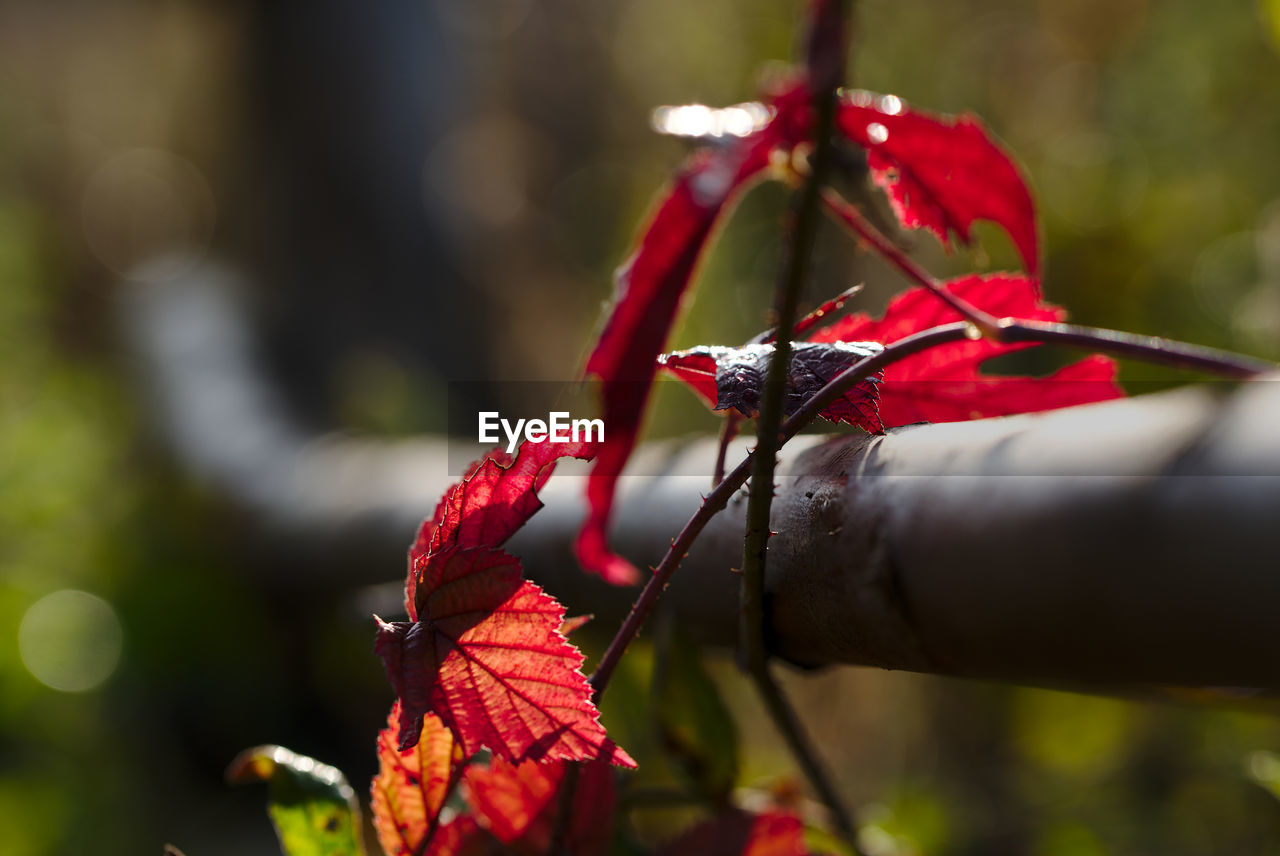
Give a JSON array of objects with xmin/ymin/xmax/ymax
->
[
  {"xmin": 752, "ymin": 282, "xmax": 865, "ymax": 345},
  {"xmin": 738, "ymin": 0, "xmax": 865, "ymax": 848},
  {"xmin": 821, "ymin": 187, "xmax": 1003, "ymax": 335},
  {"xmin": 724, "ymin": 282, "xmax": 864, "ymax": 487},
  {"xmin": 588, "ymin": 24, "xmax": 1274, "ymax": 846},
  {"xmin": 712, "ymin": 411, "xmax": 742, "ymax": 488},
  {"xmin": 585, "ymin": 317, "xmax": 1270, "ymax": 839}
]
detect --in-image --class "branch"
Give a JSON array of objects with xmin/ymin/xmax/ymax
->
[{"xmin": 120, "ymin": 260, "xmax": 1280, "ymax": 688}]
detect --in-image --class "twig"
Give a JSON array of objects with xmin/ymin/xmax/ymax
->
[
  {"xmin": 821, "ymin": 187, "xmax": 1002, "ymax": 335},
  {"xmin": 712, "ymin": 411, "xmax": 742, "ymax": 488},
  {"xmin": 546, "ymin": 762, "xmax": 582, "ymax": 856},
  {"xmin": 751, "ymin": 283, "xmax": 865, "ymax": 345},
  {"xmin": 821, "ymin": 187, "xmax": 1276, "ymax": 379},
  {"xmin": 999, "ymin": 319, "xmax": 1272, "ymax": 378},
  {"xmin": 739, "ymin": 1, "xmax": 865, "ymax": 849}
]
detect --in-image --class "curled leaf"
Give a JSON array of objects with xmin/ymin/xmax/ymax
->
[
  {"xmin": 371, "ymin": 702, "xmax": 471, "ymax": 856},
  {"xmin": 837, "ymin": 90, "xmax": 1040, "ymax": 277},
  {"xmin": 578, "ymin": 84, "xmax": 811, "ymax": 586},
  {"xmin": 659, "ymin": 341, "xmax": 885, "ymax": 434},
  {"xmin": 227, "ymin": 745, "xmax": 364, "ymax": 856}
]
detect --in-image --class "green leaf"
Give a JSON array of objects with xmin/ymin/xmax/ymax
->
[
  {"xmin": 651, "ymin": 621, "xmax": 739, "ymax": 804},
  {"xmin": 227, "ymin": 745, "xmax": 365, "ymax": 856}
]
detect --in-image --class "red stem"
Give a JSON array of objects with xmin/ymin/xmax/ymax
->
[{"xmin": 821, "ymin": 187, "xmax": 1002, "ymax": 334}]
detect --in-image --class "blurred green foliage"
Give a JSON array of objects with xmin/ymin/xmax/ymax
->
[
  {"xmin": 1, "ymin": 0, "xmax": 1280, "ymax": 854},
  {"xmin": 227, "ymin": 745, "xmax": 364, "ymax": 856}
]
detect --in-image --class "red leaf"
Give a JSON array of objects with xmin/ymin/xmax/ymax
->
[
  {"xmin": 658, "ymin": 341, "xmax": 885, "ymax": 434},
  {"xmin": 656, "ymin": 350, "xmax": 719, "ymax": 409},
  {"xmin": 577, "ymin": 85, "xmax": 811, "ymax": 586},
  {"xmin": 376, "ymin": 549, "xmax": 635, "ymax": 767},
  {"xmin": 407, "ymin": 441, "xmax": 594, "ymax": 617},
  {"xmin": 382, "ymin": 441, "xmax": 634, "ymax": 768},
  {"xmin": 463, "ymin": 753, "xmax": 617, "ymax": 856},
  {"xmin": 837, "ymin": 91, "xmax": 1040, "ymax": 277},
  {"xmin": 661, "ymin": 808, "xmax": 809, "ymax": 856},
  {"xmin": 809, "ymin": 274, "xmax": 1123, "ymax": 426},
  {"xmin": 371, "ymin": 701, "xmax": 479, "ymax": 856}
]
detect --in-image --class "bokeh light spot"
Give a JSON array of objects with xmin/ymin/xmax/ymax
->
[{"xmin": 18, "ymin": 590, "xmax": 123, "ymax": 693}]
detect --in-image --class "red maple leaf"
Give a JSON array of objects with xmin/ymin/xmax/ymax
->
[
  {"xmin": 378, "ymin": 441, "xmax": 635, "ymax": 769},
  {"xmin": 809, "ymin": 274, "xmax": 1123, "ymax": 426},
  {"xmin": 371, "ymin": 702, "xmax": 481, "ymax": 856},
  {"xmin": 837, "ymin": 91, "xmax": 1040, "ymax": 277},
  {"xmin": 577, "ymin": 82, "xmax": 812, "ymax": 586},
  {"xmin": 661, "ymin": 808, "xmax": 810, "ymax": 856},
  {"xmin": 463, "ymin": 752, "xmax": 617, "ymax": 856}
]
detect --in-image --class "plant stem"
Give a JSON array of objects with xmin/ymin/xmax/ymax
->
[
  {"xmin": 822, "ymin": 186, "xmax": 1277, "ymax": 378},
  {"xmin": 740, "ymin": 2, "xmax": 865, "ymax": 849},
  {"xmin": 1000, "ymin": 319, "xmax": 1273, "ymax": 378},
  {"xmin": 588, "ymin": 184, "xmax": 1273, "ymax": 850},
  {"xmin": 589, "ymin": 453, "xmax": 753, "ymax": 702},
  {"xmin": 712, "ymin": 411, "xmax": 742, "ymax": 488},
  {"xmin": 546, "ymin": 762, "xmax": 581, "ymax": 856},
  {"xmin": 589, "ymin": 314, "xmax": 1272, "ymax": 705},
  {"xmin": 752, "ymin": 283, "xmax": 865, "ymax": 345},
  {"xmin": 821, "ymin": 187, "xmax": 1003, "ymax": 334}
]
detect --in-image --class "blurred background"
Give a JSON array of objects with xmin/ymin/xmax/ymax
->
[{"xmin": 3, "ymin": 0, "xmax": 1280, "ymax": 853}]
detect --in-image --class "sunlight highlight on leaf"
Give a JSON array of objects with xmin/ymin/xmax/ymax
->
[{"xmin": 227, "ymin": 745, "xmax": 364, "ymax": 856}]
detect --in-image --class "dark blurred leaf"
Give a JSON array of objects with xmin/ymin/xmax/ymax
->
[
  {"xmin": 660, "ymin": 808, "xmax": 809, "ymax": 856},
  {"xmin": 226, "ymin": 745, "xmax": 364, "ymax": 856},
  {"xmin": 652, "ymin": 624, "xmax": 740, "ymax": 804}
]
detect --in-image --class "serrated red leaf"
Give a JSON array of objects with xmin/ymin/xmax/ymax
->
[
  {"xmin": 408, "ymin": 441, "xmax": 594, "ymax": 618},
  {"xmin": 371, "ymin": 701, "xmax": 478, "ymax": 856},
  {"xmin": 377, "ymin": 546, "xmax": 635, "ymax": 767},
  {"xmin": 382, "ymin": 441, "xmax": 634, "ymax": 769},
  {"xmin": 463, "ymin": 753, "xmax": 617, "ymax": 856},
  {"xmin": 661, "ymin": 808, "xmax": 809, "ymax": 856},
  {"xmin": 658, "ymin": 341, "xmax": 885, "ymax": 434},
  {"xmin": 577, "ymin": 85, "xmax": 812, "ymax": 586},
  {"xmin": 837, "ymin": 91, "xmax": 1040, "ymax": 277},
  {"xmin": 809, "ymin": 273, "xmax": 1123, "ymax": 425}
]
